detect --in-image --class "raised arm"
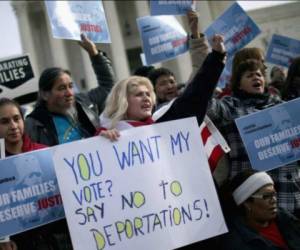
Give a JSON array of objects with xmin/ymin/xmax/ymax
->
[
  {"xmin": 77, "ymin": 34, "xmax": 116, "ymax": 113},
  {"xmin": 155, "ymin": 35, "xmax": 226, "ymax": 125},
  {"xmin": 187, "ymin": 10, "xmax": 210, "ymax": 82}
]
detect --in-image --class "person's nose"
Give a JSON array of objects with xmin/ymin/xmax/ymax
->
[
  {"xmin": 9, "ymin": 120, "xmax": 18, "ymax": 129},
  {"xmin": 65, "ymin": 86, "xmax": 74, "ymax": 97},
  {"xmin": 269, "ymin": 195, "xmax": 277, "ymax": 204},
  {"xmin": 142, "ymin": 93, "xmax": 150, "ymax": 101},
  {"xmin": 166, "ymin": 82, "xmax": 174, "ymax": 89}
]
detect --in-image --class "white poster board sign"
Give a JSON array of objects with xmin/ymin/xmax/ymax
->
[{"xmin": 53, "ymin": 117, "xmax": 227, "ymax": 250}]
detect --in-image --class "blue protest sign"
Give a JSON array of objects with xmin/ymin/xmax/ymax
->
[
  {"xmin": 0, "ymin": 149, "xmax": 64, "ymax": 237},
  {"xmin": 45, "ymin": 1, "xmax": 111, "ymax": 43},
  {"xmin": 150, "ymin": 0, "xmax": 195, "ymax": 16},
  {"xmin": 137, "ymin": 16, "xmax": 188, "ymax": 65},
  {"xmin": 266, "ymin": 34, "xmax": 300, "ymax": 68},
  {"xmin": 204, "ymin": 2, "xmax": 261, "ymax": 58},
  {"xmin": 235, "ymin": 98, "xmax": 300, "ymax": 171},
  {"xmin": 204, "ymin": 2, "xmax": 261, "ymax": 87}
]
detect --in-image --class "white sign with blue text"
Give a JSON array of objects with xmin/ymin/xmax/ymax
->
[
  {"xmin": 266, "ymin": 34, "xmax": 300, "ymax": 68},
  {"xmin": 53, "ymin": 117, "xmax": 227, "ymax": 250},
  {"xmin": 235, "ymin": 98, "xmax": 300, "ymax": 171},
  {"xmin": 150, "ymin": 0, "xmax": 195, "ymax": 16},
  {"xmin": 137, "ymin": 16, "xmax": 188, "ymax": 65},
  {"xmin": 0, "ymin": 149, "xmax": 65, "ymax": 238},
  {"xmin": 45, "ymin": 1, "xmax": 111, "ymax": 43}
]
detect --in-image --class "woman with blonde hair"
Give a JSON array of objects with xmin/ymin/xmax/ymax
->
[{"xmin": 98, "ymin": 35, "xmax": 226, "ymax": 140}]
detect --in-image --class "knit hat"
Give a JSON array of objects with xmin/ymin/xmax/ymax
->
[{"xmin": 232, "ymin": 172, "xmax": 273, "ymax": 205}]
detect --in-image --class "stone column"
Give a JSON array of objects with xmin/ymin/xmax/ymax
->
[
  {"xmin": 102, "ymin": 0, "xmax": 130, "ymax": 80},
  {"xmin": 11, "ymin": 1, "xmax": 40, "ymax": 76}
]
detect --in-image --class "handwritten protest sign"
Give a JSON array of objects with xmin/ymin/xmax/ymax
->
[
  {"xmin": 204, "ymin": 2, "xmax": 261, "ymax": 88},
  {"xmin": 137, "ymin": 16, "xmax": 188, "ymax": 65},
  {"xmin": 45, "ymin": 1, "xmax": 111, "ymax": 43},
  {"xmin": 235, "ymin": 98, "xmax": 300, "ymax": 171},
  {"xmin": 150, "ymin": 0, "xmax": 195, "ymax": 16},
  {"xmin": 53, "ymin": 117, "xmax": 227, "ymax": 250},
  {"xmin": 266, "ymin": 34, "xmax": 300, "ymax": 68},
  {"xmin": 0, "ymin": 54, "xmax": 36, "ymax": 100},
  {"xmin": 0, "ymin": 149, "xmax": 65, "ymax": 238}
]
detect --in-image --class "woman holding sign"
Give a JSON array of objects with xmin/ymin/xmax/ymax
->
[
  {"xmin": 207, "ymin": 58, "xmax": 300, "ymax": 218},
  {"xmin": 97, "ymin": 34, "xmax": 226, "ymax": 250},
  {"xmin": 219, "ymin": 170, "xmax": 300, "ymax": 250},
  {"xmin": 0, "ymin": 98, "xmax": 72, "ymax": 250}
]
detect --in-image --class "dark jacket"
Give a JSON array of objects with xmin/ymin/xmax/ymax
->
[
  {"xmin": 219, "ymin": 209, "xmax": 300, "ymax": 250},
  {"xmin": 25, "ymin": 52, "xmax": 115, "ymax": 146}
]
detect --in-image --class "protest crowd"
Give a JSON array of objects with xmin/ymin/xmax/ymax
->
[{"xmin": 1, "ymin": 2, "xmax": 300, "ymax": 250}]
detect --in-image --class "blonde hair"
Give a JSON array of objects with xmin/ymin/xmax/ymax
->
[{"xmin": 103, "ymin": 76, "xmax": 156, "ymax": 128}]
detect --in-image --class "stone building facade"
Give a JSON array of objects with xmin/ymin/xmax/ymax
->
[{"xmin": 10, "ymin": 1, "xmax": 300, "ymax": 91}]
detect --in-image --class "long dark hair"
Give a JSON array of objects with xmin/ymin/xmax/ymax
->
[
  {"xmin": 0, "ymin": 98, "xmax": 24, "ymax": 120},
  {"xmin": 37, "ymin": 67, "xmax": 71, "ymax": 106}
]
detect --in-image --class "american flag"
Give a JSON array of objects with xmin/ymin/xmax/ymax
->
[{"xmin": 200, "ymin": 116, "xmax": 230, "ymax": 172}]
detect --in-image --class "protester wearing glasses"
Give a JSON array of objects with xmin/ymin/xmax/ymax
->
[{"xmin": 218, "ymin": 169, "xmax": 300, "ymax": 250}]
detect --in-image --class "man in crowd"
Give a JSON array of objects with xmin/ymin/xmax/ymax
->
[{"xmin": 25, "ymin": 34, "xmax": 115, "ymax": 146}]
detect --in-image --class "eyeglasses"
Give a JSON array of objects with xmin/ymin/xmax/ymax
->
[{"xmin": 251, "ymin": 192, "xmax": 277, "ymax": 201}]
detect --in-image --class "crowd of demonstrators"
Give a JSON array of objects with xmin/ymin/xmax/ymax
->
[
  {"xmin": 134, "ymin": 10, "xmax": 209, "ymax": 111},
  {"xmin": 282, "ymin": 57, "xmax": 300, "ymax": 101},
  {"xmin": 0, "ymin": 98, "xmax": 72, "ymax": 250},
  {"xmin": 268, "ymin": 66, "xmax": 286, "ymax": 97},
  {"xmin": 1, "ymin": 9, "xmax": 300, "ymax": 250},
  {"xmin": 206, "ymin": 58, "xmax": 300, "ymax": 217},
  {"xmin": 140, "ymin": 12, "xmax": 230, "ymax": 185},
  {"xmin": 97, "ymin": 36, "xmax": 225, "ymax": 250},
  {"xmin": 218, "ymin": 170, "xmax": 300, "ymax": 250},
  {"xmin": 0, "ymin": 34, "xmax": 115, "ymax": 250},
  {"xmin": 24, "ymin": 34, "xmax": 115, "ymax": 146},
  {"xmin": 98, "ymin": 34, "xmax": 225, "ymax": 137}
]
